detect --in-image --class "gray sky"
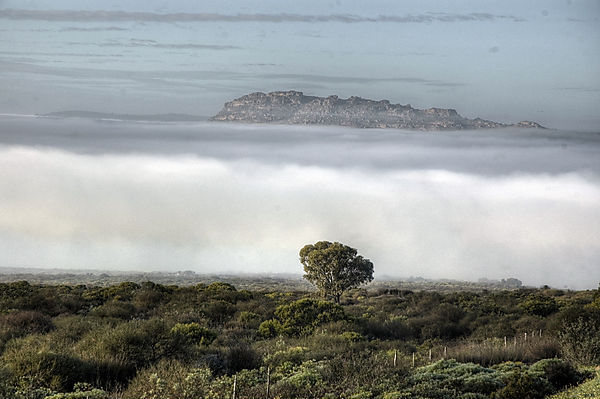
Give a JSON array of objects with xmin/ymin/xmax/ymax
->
[
  {"xmin": 0, "ymin": 0, "xmax": 599, "ymax": 130},
  {"xmin": 0, "ymin": 1, "xmax": 599, "ymax": 289}
]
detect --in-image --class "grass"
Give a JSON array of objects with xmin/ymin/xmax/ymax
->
[{"xmin": 550, "ymin": 368, "xmax": 600, "ymax": 399}]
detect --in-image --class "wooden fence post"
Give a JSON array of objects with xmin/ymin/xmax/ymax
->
[
  {"xmin": 265, "ymin": 366, "xmax": 270, "ymax": 399},
  {"xmin": 412, "ymin": 352, "xmax": 415, "ymax": 368},
  {"xmin": 504, "ymin": 336, "xmax": 507, "ymax": 347},
  {"xmin": 232, "ymin": 374, "xmax": 237, "ymax": 399},
  {"xmin": 393, "ymin": 349, "xmax": 397, "ymax": 367}
]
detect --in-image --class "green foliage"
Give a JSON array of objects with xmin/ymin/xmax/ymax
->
[
  {"xmin": 123, "ymin": 359, "xmax": 211, "ymax": 399},
  {"xmin": 272, "ymin": 298, "xmax": 346, "ymax": 336},
  {"xmin": 492, "ymin": 368, "xmax": 553, "ymax": 399},
  {"xmin": 300, "ymin": 241, "xmax": 374, "ymax": 303},
  {"xmin": 89, "ymin": 300, "xmax": 136, "ymax": 319},
  {"xmin": 558, "ymin": 316, "xmax": 600, "ymax": 366},
  {"xmin": 80, "ymin": 318, "xmax": 185, "ymax": 369},
  {"xmin": 529, "ymin": 358, "xmax": 586, "ymax": 390},
  {"xmin": 0, "ymin": 279, "xmax": 598, "ymax": 398},
  {"xmin": 340, "ymin": 331, "xmax": 365, "ymax": 342},
  {"xmin": 170, "ymin": 322, "xmax": 216, "ymax": 346},
  {"xmin": 519, "ymin": 295, "xmax": 560, "ymax": 317},
  {"xmin": 45, "ymin": 388, "xmax": 108, "ymax": 399},
  {"xmin": 258, "ymin": 319, "xmax": 283, "ymax": 338},
  {"xmin": 2, "ymin": 344, "xmax": 91, "ymax": 392}
]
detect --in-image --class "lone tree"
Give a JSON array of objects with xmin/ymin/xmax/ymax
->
[{"xmin": 300, "ymin": 241, "xmax": 374, "ymax": 304}]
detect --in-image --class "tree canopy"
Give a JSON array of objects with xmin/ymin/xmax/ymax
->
[{"xmin": 300, "ymin": 241, "xmax": 374, "ymax": 303}]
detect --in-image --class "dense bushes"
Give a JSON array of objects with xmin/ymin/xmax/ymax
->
[
  {"xmin": 259, "ymin": 298, "xmax": 346, "ymax": 337},
  {"xmin": 0, "ymin": 280, "xmax": 597, "ymax": 398}
]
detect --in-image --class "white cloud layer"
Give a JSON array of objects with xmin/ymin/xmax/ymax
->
[{"xmin": 0, "ymin": 137, "xmax": 598, "ymax": 289}]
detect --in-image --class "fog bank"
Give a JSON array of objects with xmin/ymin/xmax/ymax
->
[{"xmin": 0, "ymin": 117, "xmax": 599, "ymax": 288}]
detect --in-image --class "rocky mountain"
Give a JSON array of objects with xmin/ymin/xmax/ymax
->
[{"xmin": 211, "ymin": 91, "xmax": 544, "ymax": 130}]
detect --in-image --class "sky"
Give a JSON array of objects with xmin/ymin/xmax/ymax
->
[
  {"xmin": 0, "ymin": 1, "xmax": 599, "ymax": 289},
  {"xmin": 0, "ymin": 0, "xmax": 599, "ymax": 130}
]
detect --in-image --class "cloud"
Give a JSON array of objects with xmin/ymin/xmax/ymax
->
[
  {"xmin": 60, "ymin": 26, "xmax": 129, "ymax": 32},
  {"xmin": 0, "ymin": 141, "xmax": 597, "ymax": 289},
  {"xmin": 555, "ymin": 87, "xmax": 600, "ymax": 93},
  {"xmin": 0, "ymin": 121, "xmax": 598, "ymax": 288},
  {"xmin": 65, "ymin": 39, "xmax": 241, "ymax": 50},
  {"xmin": 259, "ymin": 73, "xmax": 465, "ymax": 88},
  {"xmin": 93, "ymin": 38, "xmax": 241, "ymax": 50},
  {"xmin": 0, "ymin": 59, "xmax": 462, "ymax": 91},
  {"xmin": 0, "ymin": 9, "xmax": 525, "ymax": 24}
]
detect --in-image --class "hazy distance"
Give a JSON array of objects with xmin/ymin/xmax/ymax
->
[{"xmin": 0, "ymin": 115, "xmax": 598, "ymax": 289}]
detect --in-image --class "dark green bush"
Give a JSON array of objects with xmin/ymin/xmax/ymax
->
[
  {"xmin": 529, "ymin": 358, "xmax": 584, "ymax": 390},
  {"xmin": 170, "ymin": 322, "xmax": 216, "ymax": 346},
  {"xmin": 273, "ymin": 298, "xmax": 345, "ymax": 336}
]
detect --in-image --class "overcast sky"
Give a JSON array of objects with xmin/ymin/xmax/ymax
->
[{"xmin": 0, "ymin": 0, "xmax": 599, "ymax": 130}]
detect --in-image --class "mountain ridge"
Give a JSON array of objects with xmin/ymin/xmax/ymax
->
[{"xmin": 211, "ymin": 91, "xmax": 545, "ymax": 130}]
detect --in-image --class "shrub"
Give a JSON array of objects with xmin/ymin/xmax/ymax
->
[
  {"xmin": 78, "ymin": 318, "xmax": 185, "ymax": 369},
  {"xmin": 89, "ymin": 301, "xmax": 137, "ymax": 319},
  {"xmin": 45, "ymin": 389, "xmax": 108, "ymax": 399},
  {"xmin": 258, "ymin": 319, "xmax": 283, "ymax": 338},
  {"xmin": 530, "ymin": 358, "xmax": 585, "ymax": 390},
  {"xmin": 273, "ymin": 298, "xmax": 345, "ymax": 336},
  {"xmin": 2, "ymin": 346, "xmax": 92, "ymax": 391},
  {"xmin": 170, "ymin": 322, "xmax": 216, "ymax": 346},
  {"xmin": 519, "ymin": 295, "xmax": 560, "ymax": 317},
  {"xmin": 558, "ymin": 316, "xmax": 600, "ymax": 366},
  {"xmin": 123, "ymin": 359, "xmax": 211, "ymax": 399},
  {"xmin": 0, "ymin": 311, "xmax": 54, "ymax": 336},
  {"xmin": 340, "ymin": 331, "xmax": 365, "ymax": 343},
  {"xmin": 492, "ymin": 368, "xmax": 553, "ymax": 399}
]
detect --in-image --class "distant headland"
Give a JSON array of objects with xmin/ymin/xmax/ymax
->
[{"xmin": 211, "ymin": 91, "xmax": 545, "ymax": 131}]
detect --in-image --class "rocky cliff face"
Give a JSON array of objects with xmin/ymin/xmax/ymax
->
[{"xmin": 211, "ymin": 91, "xmax": 544, "ymax": 130}]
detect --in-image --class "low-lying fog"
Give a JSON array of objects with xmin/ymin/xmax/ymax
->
[{"xmin": 1, "ymin": 116, "xmax": 599, "ymax": 289}]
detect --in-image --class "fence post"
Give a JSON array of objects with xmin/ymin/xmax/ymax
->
[
  {"xmin": 412, "ymin": 352, "xmax": 415, "ymax": 368},
  {"xmin": 429, "ymin": 349, "xmax": 432, "ymax": 362},
  {"xmin": 444, "ymin": 346, "xmax": 447, "ymax": 358},
  {"xmin": 524, "ymin": 332, "xmax": 527, "ymax": 342},
  {"xmin": 504, "ymin": 336, "xmax": 507, "ymax": 347},
  {"xmin": 393, "ymin": 349, "xmax": 397, "ymax": 367},
  {"xmin": 265, "ymin": 366, "xmax": 270, "ymax": 399},
  {"xmin": 232, "ymin": 374, "xmax": 237, "ymax": 399}
]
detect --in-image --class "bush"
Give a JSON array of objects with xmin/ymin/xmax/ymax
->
[
  {"xmin": 0, "ymin": 311, "xmax": 54, "ymax": 336},
  {"xmin": 78, "ymin": 318, "xmax": 185, "ymax": 369},
  {"xmin": 530, "ymin": 358, "xmax": 585, "ymax": 390},
  {"xmin": 2, "ymin": 346, "xmax": 92, "ymax": 391},
  {"xmin": 258, "ymin": 319, "xmax": 283, "ymax": 338},
  {"xmin": 89, "ymin": 301, "xmax": 137, "ymax": 319},
  {"xmin": 519, "ymin": 295, "xmax": 560, "ymax": 317},
  {"xmin": 123, "ymin": 359, "xmax": 211, "ymax": 399},
  {"xmin": 273, "ymin": 298, "xmax": 345, "ymax": 336},
  {"xmin": 170, "ymin": 322, "xmax": 216, "ymax": 346},
  {"xmin": 558, "ymin": 316, "xmax": 600, "ymax": 366},
  {"xmin": 492, "ymin": 368, "xmax": 553, "ymax": 399}
]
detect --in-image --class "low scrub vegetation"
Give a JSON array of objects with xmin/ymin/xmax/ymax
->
[{"xmin": 0, "ymin": 280, "xmax": 598, "ymax": 398}]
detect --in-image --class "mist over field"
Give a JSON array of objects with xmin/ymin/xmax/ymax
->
[{"xmin": 0, "ymin": 116, "xmax": 598, "ymax": 289}]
